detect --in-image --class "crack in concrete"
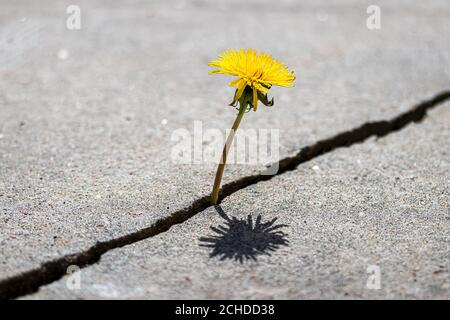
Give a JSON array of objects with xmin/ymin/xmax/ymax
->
[{"xmin": 0, "ymin": 90, "xmax": 449, "ymax": 299}]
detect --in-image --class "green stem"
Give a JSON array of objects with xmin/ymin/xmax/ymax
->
[{"xmin": 211, "ymin": 98, "xmax": 247, "ymax": 205}]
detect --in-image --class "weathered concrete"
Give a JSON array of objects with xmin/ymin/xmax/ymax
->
[
  {"xmin": 1, "ymin": 0, "xmax": 449, "ymax": 294},
  {"xmin": 25, "ymin": 104, "xmax": 450, "ymax": 299}
]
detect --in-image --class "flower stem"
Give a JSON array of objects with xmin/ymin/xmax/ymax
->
[{"xmin": 210, "ymin": 98, "xmax": 248, "ymax": 205}]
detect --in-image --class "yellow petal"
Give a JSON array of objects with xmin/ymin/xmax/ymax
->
[
  {"xmin": 228, "ymin": 78, "xmax": 241, "ymax": 87},
  {"xmin": 235, "ymin": 79, "xmax": 247, "ymax": 101}
]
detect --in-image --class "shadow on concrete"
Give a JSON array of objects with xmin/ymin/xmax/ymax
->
[{"xmin": 199, "ymin": 205, "xmax": 289, "ymax": 263}]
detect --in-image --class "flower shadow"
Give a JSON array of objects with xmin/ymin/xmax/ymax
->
[{"xmin": 199, "ymin": 205, "xmax": 289, "ymax": 263}]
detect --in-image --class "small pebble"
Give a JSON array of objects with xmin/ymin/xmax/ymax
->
[{"xmin": 57, "ymin": 49, "xmax": 69, "ymax": 60}]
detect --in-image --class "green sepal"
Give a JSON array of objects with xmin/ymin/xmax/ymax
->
[
  {"xmin": 229, "ymin": 86, "xmax": 274, "ymax": 112},
  {"xmin": 257, "ymin": 91, "xmax": 274, "ymax": 107}
]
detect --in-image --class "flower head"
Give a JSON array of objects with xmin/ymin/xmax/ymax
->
[{"xmin": 209, "ymin": 48, "xmax": 295, "ymax": 111}]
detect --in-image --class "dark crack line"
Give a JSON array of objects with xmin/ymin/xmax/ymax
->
[{"xmin": 0, "ymin": 90, "xmax": 449, "ymax": 300}]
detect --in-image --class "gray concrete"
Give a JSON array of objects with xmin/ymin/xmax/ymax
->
[
  {"xmin": 1, "ymin": 0, "xmax": 449, "ymax": 295},
  {"xmin": 25, "ymin": 105, "xmax": 450, "ymax": 299}
]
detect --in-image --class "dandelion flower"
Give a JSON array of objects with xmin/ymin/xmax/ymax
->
[
  {"xmin": 208, "ymin": 48, "xmax": 295, "ymax": 205},
  {"xmin": 209, "ymin": 48, "xmax": 295, "ymax": 111}
]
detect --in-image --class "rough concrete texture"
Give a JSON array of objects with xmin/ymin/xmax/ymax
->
[
  {"xmin": 1, "ymin": 0, "xmax": 449, "ymax": 295},
  {"xmin": 24, "ymin": 104, "xmax": 450, "ymax": 299}
]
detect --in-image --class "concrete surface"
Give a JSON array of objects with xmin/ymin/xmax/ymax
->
[
  {"xmin": 1, "ymin": 0, "xmax": 449, "ymax": 297},
  {"xmin": 25, "ymin": 104, "xmax": 450, "ymax": 299}
]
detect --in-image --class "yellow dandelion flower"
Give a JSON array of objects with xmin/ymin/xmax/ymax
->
[
  {"xmin": 208, "ymin": 48, "xmax": 295, "ymax": 205},
  {"xmin": 209, "ymin": 48, "xmax": 295, "ymax": 111}
]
